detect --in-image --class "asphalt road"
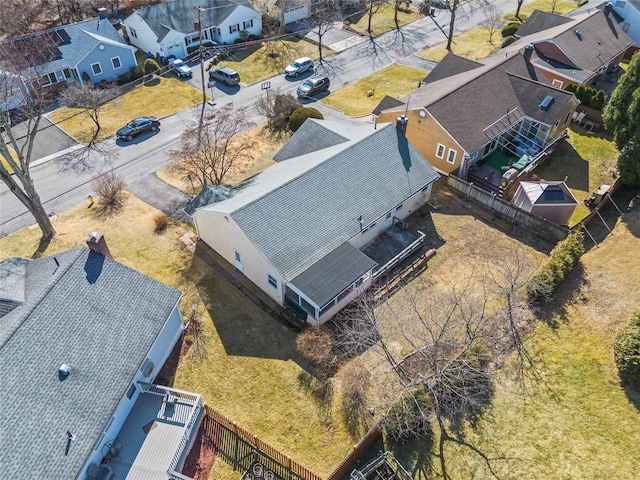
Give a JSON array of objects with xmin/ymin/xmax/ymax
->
[{"xmin": 0, "ymin": 0, "xmax": 536, "ymax": 238}]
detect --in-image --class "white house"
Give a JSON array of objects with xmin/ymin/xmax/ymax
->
[
  {"xmin": 609, "ymin": 0, "xmax": 640, "ymax": 53},
  {"xmin": 187, "ymin": 119, "xmax": 441, "ymax": 326},
  {"xmin": 122, "ymin": 0, "xmax": 263, "ymax": 60},
  {"xmin": 0, "ymin": 233, "xmax": 202, "ymax": 480}
]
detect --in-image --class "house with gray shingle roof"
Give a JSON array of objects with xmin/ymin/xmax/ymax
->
[
  {"xmin": 122, "ymin": 0, "xmax": 262, "ymax": 60},
  {"xmin": 511, "ymin": 7, "xmax": 634, "ymax": 88},
  {"xmin": 0, "ymin": 17, "xmax": 137, "ymax": 99},
  {"xmin": 512, "ymin": 180, "xmax": 578, "ymax": 225},
  {"xmin": 610, "ymin": 0, "xmax": 640, "ymax": 52},
  {"xmin": 187, "ymin": 118, "xmax": 440, "ymax": 325},
  {"xmin": 0, "ymin": 235, "xmax": 203, "ymax": 480},
  {"xmin": 375, "ymin": 51, "xmax": 579, "ymax": 177}
]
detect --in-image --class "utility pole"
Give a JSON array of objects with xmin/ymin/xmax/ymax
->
[{"xmin": 194, "ymin": 5, "xmax": 207, "ymax": 106}]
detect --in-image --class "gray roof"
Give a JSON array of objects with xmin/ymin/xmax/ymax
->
[
  {"xmin": 515, "ymin": 10, "xmax": 573, "ymax": 38},
  {"xmin": 518, "ymin": 181, "xmax": 577, "ymax": 205},
  {"xmin": 380, "ymin": 53, "xmax": 575, "ymax": 154},
  {"xmin": 195, "ymin": 119, "xmax": 440, "ymax": 282},
  {"xmin": 185, "ymin": 184, "xmax": 231, "ymax": 216},
  {"xmin": 0, "ymin": 248, "xmax": 182, "ymax": 479},
  {"xmin": 1, "ymin": 17, "xmax": 134, "ymax": 74},
  {"xmin": 372, "ymin": 95, "xmax": 406, "ymax": 117},
  {"xmin": 273, "ymin": 120, "xmax": 349, "ymax": 161},
  {"xmin": 289, "ymin": 242, "xmax": 377, "ymax": 308},
  {"xmin": 422, "ymin": 54, "xmax": 483, "ymax": 84},
  {"xmin": 133, "ymin": 0, "xmax": 253, "ymax": 39}
]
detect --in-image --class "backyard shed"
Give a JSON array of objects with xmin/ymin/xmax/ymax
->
[{"xmin": 512, "ymin": 181, "xmax": 577, "ymax": 225}]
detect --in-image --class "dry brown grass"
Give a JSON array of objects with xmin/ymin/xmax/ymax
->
[{"xmin": 156, "ymin": 123, "xmax": 286, "ymax": 193}]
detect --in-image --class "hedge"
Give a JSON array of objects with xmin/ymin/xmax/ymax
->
[
  {"xmin": 289, "ymin": 107, "xmax": 324, "ymax": 132},
  {"xmin": 502, "ymin": 36, "xmax": 516, "ymax": 48},
  {"xmin": 564, "ymin": 83, "xmax": 607, "ymax": 110},
  {"xmin": 614, "ymin": 310, "xmax": 640, "ymax": 386},
  {"xmin": 526, "ymin": 231, "xmax": 585, "ymax": 302},
  {"xmin": 501, "ymin": 22, "xmax": 520, "ymax": 38}
]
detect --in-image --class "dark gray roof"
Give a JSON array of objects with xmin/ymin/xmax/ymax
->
[
  {"xmin": 422, "ymin": 53, "xmax": 483, "ymax": 84},
  {"xmin": 383, "ymin": 53, "xmax": 574, "ymax": 154},
  {"xmin": 185, "ymin": 184, "xmax": 232, "ymax": 216},
  {"xmin": 134, "ymin": 0, "xmax": 253, "ymax": 37},
  {"xmin": 372, "ymin": 95, "xmax": 406, "ymax": 117},
  {"xmin": 520, "ymin": 181, "xmax": 577, "ymax": 205},
  {"xmin": 0, "ymin": 248, "xmax": 182, "ymax": 479},
  {"xmin": 515, "ymin": 10, "xmax": 572, "ymax": 37},
  {"xmin": 196, "ymin": 119, "xmax": 440, "ymax": 282},
  {"xmin": 273, "ymin": 119, "xmax": 349, "ymax": 161},
  {"xmin": 289, "ymin": 242, "xmax": 377, "ymax": 308}
]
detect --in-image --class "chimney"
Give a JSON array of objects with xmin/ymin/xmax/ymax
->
[
  {"xmin": 396, "ymin": 115, "xmax": 408, "ymax": 136},
  {"xmin": 604, "ymin": 2, "xmax": 612, "ymax": 16},
  {"xmin": 86, "ymin": 232, "xmax": 112, "ymax": 258},
  {"xmin": 524, "ymin": 43, "xmax": 534, "ymax": 61}
]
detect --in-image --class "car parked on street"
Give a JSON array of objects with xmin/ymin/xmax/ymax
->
[
  {"xmin": 285, "ymin": 57, "xmax": 314, "ymax": 77},
  {"xmin": 116, "ymin": 116, "xmax": 160, "ymax": 142},
  {"xmin": 297, "ymin": 75, "xmax": 330, "ymax": 98},
  {"xmin": 170, "ymin": 59, "xmax": 192, "ymax": 78},
  {"xmin": 208, "ymin": 66, "xmax": 240, "ymax": 86}
]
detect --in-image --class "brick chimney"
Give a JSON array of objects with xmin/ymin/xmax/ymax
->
[{"xmin": 86, "ymin": 232, "xmax": 112, "ymax": 258}]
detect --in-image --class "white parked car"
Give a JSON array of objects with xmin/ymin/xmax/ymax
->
[
  {"xmin": 285, "ymin": 57, "xmax": 314, "ymax": 77},
  {"xmin": 170, "ymin": 59, "xmax": 192, "ymax": 78}
]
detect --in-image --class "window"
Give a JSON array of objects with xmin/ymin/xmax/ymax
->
[
  {"xmin": 63, "ymin": 68, "xmax": 72, "ymax": 79},
  {"xmin": 217, "ymin": 28, "xmax": 221, "ymax": 36},
  {"xmin": 91, "ymin": 62, "xmax": 102, "ymax": 75},
  {"xmin": 300, "ymin": 297, "xmax": 315, "ymax": 317},
  {"xmin": 243, "ymin": 19, "xmax": 253, "ymax": 29},
  {"xmin": 126, "ymin": 384, "xmax": 136, "ymax": 400},
  {"xmin": 552, "ymin": 79, "xmax": 563, "ymax": 88},
  {"xmin": 564, "ymin": 111, "xmax": 572, "ymax": 126},
  {"xmin": 129, "ymin": 27, "xmax": 137, "ymax": 38},
  {"xmin": 230, "ymin": 24, "xmax": 238, "ymax": 34},
  {"xmin": 42, "ymin": 72, "xmax": 57, "ymax": 85},
  {"xmin": 446, "ymin": 148, "xmax": 457, "ymax": 164},
  {"xmin": 111, "ymin": 57, "xmax": 122, "ymax": 69},
  {"xmin": 235, "ymin": 251, "xmax": 241, "ymax": 262},
  {"xmin": 267, "ymin": 274, "xmax": 278, "ymax": 290},
  {"xmin": 436, "ymin": 143, "xmax": 445, "ymax": 159}
]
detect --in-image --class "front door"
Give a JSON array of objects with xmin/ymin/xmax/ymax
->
[{"xmin": 234, "ymin": 250, "xmax": 243, "ymax": 272}]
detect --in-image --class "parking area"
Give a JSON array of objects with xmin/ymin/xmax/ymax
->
[{"xmin": 9, "ymin": 115, "xmax": 78, "ymax": 162}]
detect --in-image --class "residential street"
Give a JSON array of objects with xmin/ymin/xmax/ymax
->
[{"xmin": 0, "ymin": 0, "xmax": 534, "ymax": 238}]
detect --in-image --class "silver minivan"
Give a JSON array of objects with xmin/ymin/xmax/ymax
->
[{"xmin": 208, "ymin": 66, "xmax": 240, "ymax": 86}]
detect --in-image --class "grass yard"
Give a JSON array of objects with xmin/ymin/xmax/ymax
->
[
  {"xmin": 535, "ymin": 125, "xmax": 619, "ymax": 226},
  {"xmin": 387, "ymin": 191, "xmax": 640, "ymax": 479},
  {"xmin": 418, "ymin": 0, "xmax": 579, "ymax": 62},
  {"xmin": 156, "ymin": 123, "xmax": 286, "ymax": 194},
  {"xmin": 346, "ymin": 3, "xmax": 422, "ymax": 38},
  {"xmin": 321, "ymin": 64, "xmax": 427, "ymax": 116},
  {"xmin": 218, "ymin": 38, "xmax": 332, "ymax": 86},
  {"xmin": 47, "ymin": 77, "xmax": 204, "ymax": 144}
]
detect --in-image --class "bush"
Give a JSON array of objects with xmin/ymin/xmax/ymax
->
[
  {"xmin": 184, "ymin": 335, "xmax": 194, "ymax": 346},
  {"xmin": 527, "ymin": 231, "xmax": 584, "ymax": 302},
  {"xmin": 90, "ymin": 170, "xmax": 127, "ymax": 211},
  {"xmin": 384, "ymin": 389, "xmax": 433, "ymax": 444},
  {"xmin": 296, "ymin": 327, "xmax": 334, "ymax": 365},
  {"xmin": 153, "ymin": 213, "xmax": 170, "ymax": 233},
  {"xmin": 501, "ymin": 35, "xmax": 516, "ymax": 48},
  {"xmin": 289, "ymin": 107, "xmax": 324, "ymax": 132},
  {"xmin": 564, "ymin": 83, "xmax": 607, "ymax": 110},
  {"xmin": 614, "ymin": 311, "xmax": 640, "ymax": 386},
  {"xmin": 501, "ymin": 22, "xmax": 520, "ymax": 37},
  {"xmin": 143, "ymin": 58, "xmax": 160, "ymax": 75},
  {"xmin": 129, "ymin": 65, "xmax": 144, "ymax": 80}
]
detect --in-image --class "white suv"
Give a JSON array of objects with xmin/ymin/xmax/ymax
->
[{"xmin": 285, "ymin": 57, "xmax": 314, "ymax": 77}]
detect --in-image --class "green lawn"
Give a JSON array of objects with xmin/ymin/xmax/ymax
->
[
  {"xmin": 535, "ymin": 125, "xmax": 619, "ymax": 226},
  {"xmin": 321, "ymin": 64, "xmax": 427, "ymax": 116},
  {"xmin": 217, "ymin": 38, "xmax": 333, "ymax": 86},
  {"xmin": 47, "ymin": 77, "xmax": 204, "ymax": 144},
  {"xmin": 346, "ymin": 3, "xmax": 422, "ymax": 38}
]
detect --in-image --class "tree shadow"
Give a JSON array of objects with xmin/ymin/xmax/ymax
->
[
  {"xmin": 622, "ymin": 380, "xmax": 640, "ymax": 412},
  {"xmin": 537, "ymin": 262, "xmax": 589, "ymax": 330},
  {"xmin": 297, "ymin": 370, "xmax": 334, "ymax": 423}
]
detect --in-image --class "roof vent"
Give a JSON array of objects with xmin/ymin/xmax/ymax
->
[
  {"xmin": 575, "ymin": 29, "xmax": 582, "ymax": 39},
  {"xmin": 539, "ymin": 95, "xmax": 554, "ymax": 111},
  {"xmin": 59, "ymin": 364, "xmax": 71, "ymax": 380}
]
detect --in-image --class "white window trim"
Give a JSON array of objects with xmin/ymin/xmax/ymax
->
[
  {"xmin": 91, "ymin": 62, "xmax": 102, "ymax": 75},
  {"xmin": 446, "ymin": 148, "xmax": 457, "ymax": 164},
  {"xmin": 436, "ymin": 143, "xmax": 445, "ymax": 159},
  {"xmin": 111, "ymin": 56, "xmax": 122, "ymax": 69},
  {"xmin": 267, "ymin": 274, "xmax": 278, "ymax": 290},
  {"xmin": 552, "ymin": 79, "xmax": 563, "ymax": 88}
]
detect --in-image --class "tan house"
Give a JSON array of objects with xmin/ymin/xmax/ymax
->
[
  {"xmin": 511, "ymin": 7, "xmax": 634, "ymax": 88},
  {"xmin": 186, "ymin": 118, "xmax": 440, "ymax": 326},
  {"xmin": 375, "ymin": 52, "xmax": 579, "ymax": 177}
]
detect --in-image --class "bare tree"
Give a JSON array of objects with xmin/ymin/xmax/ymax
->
[
  {"xmin": 255, "ymin": 89, "xmax": 298, "ymax": 134},
  {"xmin": 363, "ymin": 0, "xmax": 386, "ymax": 38},
  {"xmin": 310, "ymin": 1, "xmax": 343, "ymax": 62},
  {"xmin": 0, "ymin": 33, "xmax": 58, "ymax": 255},
  {"xmin": 393, "ymin": 0, "xmax": 411, "ymax": 30},
  {"xmin": 170, "ymin": 104, "xmax": 256, "ymax": 188},
  {"xmin": 91, "ymin": 169, "xmax": 126, "ymax": 211},
  {"xmin": 331, "ymin": 245, "xmax": 540, "ymax": 477},
  {"xmin": 0, "ymin": 0, "xmax": 47, "ymax": 37},
  {"xmin": 481, "ymin": 3, "xmax": 501, "ymax": 45},
  {"xmin": 59, "ymin": 82, "xmax": 120, "ymax": 145},
  {"xmin": 443, "ymin": 0, "xmax": 494, "ymax": 52},
  {"xmin": 515, "ymin": 0, "xmax": 525, "ymax": 20}
]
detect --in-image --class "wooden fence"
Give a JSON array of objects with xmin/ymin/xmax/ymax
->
[
  {"xmin": 447, "ymin": 175, "xmax": 570, "ymax": 243},
  {"xmin": 199, "ymin": 405, "xmax": 383, "ymax": 480}
]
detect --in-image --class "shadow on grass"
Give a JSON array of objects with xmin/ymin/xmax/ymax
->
[
  {"xmin": 617, "ymin": 186, "xmax": 640, "ymax": 239},
  {"xmin": 537, "ymin": 139, "xmax": 589, "ymax": 192},
  {"xmin": 537, "ymin": 262, "xmax": 589, "ymax": 330},
  {"xmin": 622, "ymin": 381, "xmax": 640, "ymax": 412},
  {"xmin": 297, "ymin": 370, "xmax": 334, "ymax": 423}
]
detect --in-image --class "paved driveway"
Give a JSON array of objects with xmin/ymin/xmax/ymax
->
[{"xmin": 7, "ymin": 116, "xmax": 79, "ymax": 164}]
